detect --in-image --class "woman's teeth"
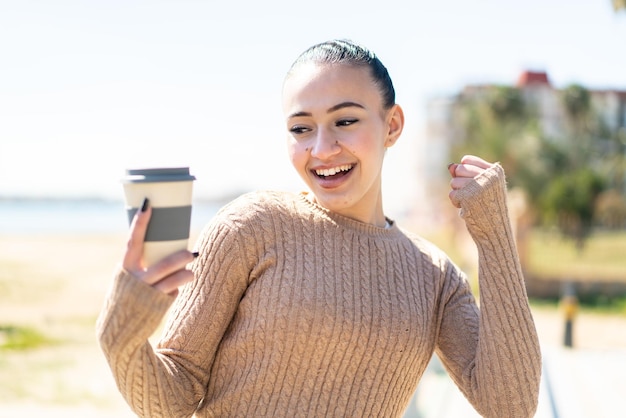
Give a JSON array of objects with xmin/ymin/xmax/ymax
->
[{"xmin": 315, "ymin": 164, "xmax": 353, "ymax": 177}]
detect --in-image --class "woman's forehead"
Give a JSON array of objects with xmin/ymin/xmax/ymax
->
[
  {"xmin": 285, "ymin": 61, "xmax": 369, "ymax": 83},
  {"xmin": 282, "ymin": 62, "xmax": 378, "ymax": 105}
]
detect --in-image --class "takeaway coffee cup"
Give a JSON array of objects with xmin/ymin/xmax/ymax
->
[{"xmin": 121, "ymin": 167, "xmax": 196, "ymax": 266}]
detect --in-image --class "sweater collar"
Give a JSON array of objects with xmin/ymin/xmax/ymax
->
[{"xmin": 297, "ymin": 192, "xmax": 401, "ymax": 238}]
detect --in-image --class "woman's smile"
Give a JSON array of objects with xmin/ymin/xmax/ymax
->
[{"xmin": 311, "ymin": 163, "xmax": 355, "ymax": 188}]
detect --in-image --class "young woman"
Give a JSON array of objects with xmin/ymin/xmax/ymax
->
[{"xmin": 97, "ymin": 39, "xmax": 541, "ymax": 417}]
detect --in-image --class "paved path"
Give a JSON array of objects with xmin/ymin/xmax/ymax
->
[
  {"xmin": 403, "ymin": 344, "xmax": 626, "ymax": 418},
  {"xmin": 541, "ymin": 345, "xmax": 626, "ymax": 418}
]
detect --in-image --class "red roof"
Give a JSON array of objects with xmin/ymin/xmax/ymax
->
[{"xmin": 517, "ymin": 71, "xmax": 551, "ymax": 87}]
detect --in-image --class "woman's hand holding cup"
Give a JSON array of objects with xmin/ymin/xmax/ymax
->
[{"xmin": 123, "ymin": 199, "xmax": 197, "ymax": 297}]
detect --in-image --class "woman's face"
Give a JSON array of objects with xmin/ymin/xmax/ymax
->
[{"xmin": 282, "ymin": 62, "xmax": 403, "ymax": 226}]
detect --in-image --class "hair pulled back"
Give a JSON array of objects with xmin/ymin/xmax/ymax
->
[{"xmin": 286, "ymin": 39, "xmax": 396, "ymax": 110}]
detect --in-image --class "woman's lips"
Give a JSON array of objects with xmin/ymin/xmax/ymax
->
[{"xmin": 311, "ymin": 164, "xmax": 354, "ymax": 188}]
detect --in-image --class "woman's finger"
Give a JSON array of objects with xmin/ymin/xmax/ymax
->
[
  {"xmin": 450, "ymin": 177, "xmax": 473, "ymax": 190},
  {"xmin": 448, "ymin": 189, "xmax": 461, "ymax": 208},
  {"xmin": 460, "ymin": 155, "xmax": 494, "ymax": 170},
  {"xmin": 453, "ymin": 163, "xmax": 485, "ymax": 179},
  {"xmin": 447, "ymin": 163, "xmax": 458, "ymax": 177},
  {"xmin": 152, "ymin": 268, "xmax": 195, "ymax": 295},
  {"xmin": 123, "ymin": 198, "xmax": 150, "ymax": 271},
  {"xmin": 141, "ymin": 250, "xmax": 197, "ymax": 286},
  {"xmin": 448, "ymin": 156, "xmax": 494, "ymax": 179}
]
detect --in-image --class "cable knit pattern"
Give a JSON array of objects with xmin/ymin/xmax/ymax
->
[{"xmin": 96, "ymin": 164, "xmax": 541, "ymax": 418}]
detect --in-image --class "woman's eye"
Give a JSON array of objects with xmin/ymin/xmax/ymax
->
[
  {"xmin": 289, "ymin": 126, "xmax": 310, "ymax": 134},
  {"xmin": 336, "ymin": 118, "xmax": 358, "ymax": 127}
]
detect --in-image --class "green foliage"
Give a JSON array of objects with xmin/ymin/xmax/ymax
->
[
  {"xmin": 450, "ymin": 82, "xmax": 622, "ymax": 250},
  {"xmin": 510, "ymin": 137, "xmax": 568, "ymax": 204},
  {"xmin": 0, "ymin": 324, "xmax": 55, "ymax": 351},
  {"xmin": 540, "ymin": 169, "xmax": 606, "ymax": 249},
  {"xmin": 530, "ymin": 296, "xmax": 626, "ymax": 314},
  {"xmin": 452, "ymin": 86, "xmax": 533, "ymax": 172},
  {"xmin": 595, "ymin": 189, "xmax": 626, "ymax": 228},
  {"xmin": 561, "ymin": 84, "xmax": 590, "ymax": 120},
  {"xmin": 488, "ymin": 86, "xmax": 525, "ymax": 120},
  {"xmin": 453, "ymin": 87, "xmax": 547, "ymax": 196},
  {"xmin": 577, "ymin": 293, "xmax": 626, "ymax": 314}
]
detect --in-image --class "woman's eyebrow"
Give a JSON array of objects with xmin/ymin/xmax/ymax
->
[
  {"xmin": 287, "ymin": 102, "xmax": 365, "ymax": 120},
  {"xmin": 287, "ymin": 110, "xmax": 312, "ymax": 119},
  {"xmin": 327, "ymin": 101, "xmax": 365, "ymax": 113}
]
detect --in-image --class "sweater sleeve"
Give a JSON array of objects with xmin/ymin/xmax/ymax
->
[
  {"xmin": 435, "ymin": 163, "xmax": 542, "ymax": 418},
  {"xmin": 96, "ymin": 203, "xmax": 258, "ymax": 418},
  {"xmin": 96, "ymin": 270, "xmax": 195, "ymax": 417}
]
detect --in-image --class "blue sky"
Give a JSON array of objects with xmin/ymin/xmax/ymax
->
[{"xmin": 1, "ymin": 0, "xmax": 625, "ymax": 204}]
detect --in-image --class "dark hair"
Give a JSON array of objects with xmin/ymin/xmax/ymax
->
[{"xmin": 286, "ymin": 39, "xmax": 396, "ymax": 110}]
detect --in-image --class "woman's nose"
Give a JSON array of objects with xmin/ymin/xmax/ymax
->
[{"xmin": 310, "ymin": 130, "xmax": 340, "ymax": 160}]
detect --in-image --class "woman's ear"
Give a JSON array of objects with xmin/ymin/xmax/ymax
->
[{"xmin": 385, "ymin": 104, "xmax": 404, "ymax": 148}]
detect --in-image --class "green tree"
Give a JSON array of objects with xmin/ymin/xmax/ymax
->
[
  {"xmin": 451, "ymin": 85, "xmax": 536, "ymax": 188},
  {"xmin": 595, "ymin": 189, "xmax": 626, "ymax": 229},
  {"xmin": 449, "ymin": 82, "xmax": 611, "ymax": 251},
  {"xmin": 541, "ymin": 168, "xmax": 606, "ymax": 251},
  {"xmin": 562, "ymin": 84, "xmax": 590, "ymax": 120},
  {"xmin": 560, "ymin": 84, "xmax": 596, "ymax": 169}
]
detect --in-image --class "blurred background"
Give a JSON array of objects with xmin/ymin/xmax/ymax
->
[{"xmin": 1, "ymin": 1, "xmax": 625, "ymax": 416}]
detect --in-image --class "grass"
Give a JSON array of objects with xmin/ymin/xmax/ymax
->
[
  {"xmin": 525, "ymin": 228, "xmax": 626, "ymax": 313},
  {"xmin": 0, "ymin": 324, "xmax": 56, "ymax": 351},
  {"xmin": 421, "ymin": 224, "xmax": 626, "ymax": 312},
  {"xmin": 527, "ymin": 228, "xmax": 626, "ymax": 282},
  {"xmin": 530, "ymin": 295, "xmax": 626, "ymax": 315},
  {"xmin": 578, "ymin": 294, "xmax": 626, "ymax": 314}
]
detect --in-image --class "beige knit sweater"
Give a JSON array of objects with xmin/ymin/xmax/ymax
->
[{"xmin": 97, "ymin": 164, "xmax": 541, "ymax": 417}]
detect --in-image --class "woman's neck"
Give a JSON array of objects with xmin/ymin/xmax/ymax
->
[{"xmin": 303, "ymin": 191, "xmax": 388, "ymax": 228}]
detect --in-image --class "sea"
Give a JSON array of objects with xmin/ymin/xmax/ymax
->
[{"xmin": 0, "ymin": 198, "xmax": 222, "ymax": 235}]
